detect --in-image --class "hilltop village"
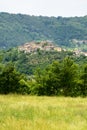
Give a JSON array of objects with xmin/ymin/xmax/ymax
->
[
  {"xmin": 18, "ymin": 41, "xmax": 65, "ymax": 53},
  {"xmin": 18, "ymin": 40, "xmax": 87, "ymax": 56}
]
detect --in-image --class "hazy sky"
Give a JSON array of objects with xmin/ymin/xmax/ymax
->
[{"xmin": 0, "ymin": 0, "xmax": 87, "ymax": 17}]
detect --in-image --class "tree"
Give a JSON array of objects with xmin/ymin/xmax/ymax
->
[
  {"xmin": 30, "ymin": 61, "xmax": 61, "ymax": 96},
  {"xmin": 43, "ymin": 61, "xmax": 61, "ymax": 95},
  {"xmin": 60, "ymin": 57, "xmax": 78, "ymax": 96},
  {"xmin": 30, "ymin": 68, "xmax": 46, "ymax": 95},
  {"xmin": 0, "ymin": 63, "xmax": 20, "ymax": 93},
  {"xmin": 80, "ymin": 64, "xmax": 87, "ymax": 96},
  {"xmin": 0, "ymin": 63, "xmax": 30, "ymax": 94}
]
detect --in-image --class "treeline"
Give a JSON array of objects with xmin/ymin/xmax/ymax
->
[
  {"xmin": 0, "ymin": 57, "xmax": 87, "ymax": 97},
  {"xmin": 30, "ymin": 57, "xmax": 87, "ymax": 97}
]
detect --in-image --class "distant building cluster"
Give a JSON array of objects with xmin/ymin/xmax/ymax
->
[
  {"xmin": 18, "ymin": 41, "xmax": 63, "ymax": 53},
  {"xmin": 74, "ymin": 49, "xmax": 87, "ymax": 56},
  {"xmin": 71, "ymin": 39, "xmax": 87, "ymax": 45}
]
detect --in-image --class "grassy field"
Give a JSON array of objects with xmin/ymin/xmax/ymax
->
[{"xmin": 0, "ymin": 95, "xmax": 87, "ymax": 130}]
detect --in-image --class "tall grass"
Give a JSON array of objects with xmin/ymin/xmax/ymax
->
[{"xmin": 0, "ymin": 95, "xmax": 87, "ymax": 130}]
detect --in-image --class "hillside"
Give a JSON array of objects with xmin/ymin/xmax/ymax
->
[
  {"xmin": 0, "ymin": 12, "xmax": 87, "ymax": 50},
  {"xmin": 1, "ymin": 45, "xmax": 87, "ymax": 75}
]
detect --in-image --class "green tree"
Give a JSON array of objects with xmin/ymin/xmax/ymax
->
[
  {"xmin": 60, "ymin": 57, "xmax": 78, "ymax": 96},
  {"xmin": 0, "ymin": 63, "xmax": 20, "ymax": 93},
  {"xmin": 30, "ymin": 61, "xmax": 61, "ymax": 96},
  {"xmin": 30, "ymin": 68, "xmax": 46, "ymax": 95},
  {"xmin": 0, "ymin": 63, "xmax": 30, "ymax": 94},
  {"xmin": 80, "ymin": 65, "xmax": 87, "ymax": 96},
  {"xmin": 43, "ymin": 61, "xmax": 61, "ymax": 95}
]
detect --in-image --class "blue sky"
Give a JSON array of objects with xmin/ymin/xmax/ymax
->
[{"xmin": 0, "ymin": 0, "xmax": 87, "ymax": 17}]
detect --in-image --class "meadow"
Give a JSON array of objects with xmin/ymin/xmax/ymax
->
[{"xmin": 0, "ymin": 95, "xmax": 87, "ymax": 130}]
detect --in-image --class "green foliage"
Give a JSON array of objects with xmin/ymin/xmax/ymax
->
[
  {"xmin": 0, "ymin": 48, "xmax": 87, "ymax": 96},
  {"xmin": 18, "ymin": 79, "xmax": 30, "ymax": 94},
  {"xmin": 30, "ymin": 68, "xmax": 46, "ymax": 95},
  {"xmin": 29, "ymin": 57, "xmax": 87, "ymax": 97},
  {"xmin": 30, "ymin": 58, "xmax": 84, "ymax": 96},
  {"xmin": 0, "ymin": 12, "xmax": 87, "ymax": 49},
  {"xmin": 60, "ymin": 57, "xmax": 78, "ymax": 96},
  {"xmin": 43, "ymin": 61, "xmax": 61, "ymax": 95},
  {"xmin": 0, "ymin": 63, "xmax": 30, "ymax": 94},
  {"xmin": 2, "ymin": 48, "xmax": 76, "ymax": 75},
  {"xmin": 80, "ymin": 65, "xmax": 87, "ymax": 96}
]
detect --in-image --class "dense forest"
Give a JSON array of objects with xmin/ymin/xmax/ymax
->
[{"xmin": 0, "ymin": 12, "xmax": 87, "ymax": 50}]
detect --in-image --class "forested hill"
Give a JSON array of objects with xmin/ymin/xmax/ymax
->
[{"xmin": 0, "ymin": 12, "xmax": 87, "ymax": 49}]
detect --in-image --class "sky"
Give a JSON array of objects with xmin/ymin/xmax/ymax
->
[{"xmin": 0, "ymin": 0, "xmax": 87, "ymax": 17}]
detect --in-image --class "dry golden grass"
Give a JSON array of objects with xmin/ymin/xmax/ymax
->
[{"xmin": 0, "ymin": 95, "xmax": 87, "ymax": 130}]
